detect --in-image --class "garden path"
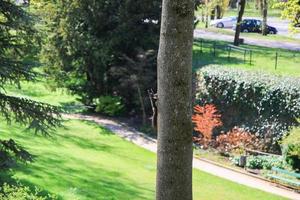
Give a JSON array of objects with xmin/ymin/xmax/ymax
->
[{"xmin": 65, "ymin": 113, "xmax": 300, "ymax": 200}]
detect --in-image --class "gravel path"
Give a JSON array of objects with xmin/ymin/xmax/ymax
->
[
  {"xmin": 194, "ymin": 29, "xmax": 300, "ymax": 51},
  {"xmin": 65, "ymin": 114, "xmax": 300, "ymax": 200}
]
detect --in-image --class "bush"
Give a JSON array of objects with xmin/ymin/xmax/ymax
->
[
  {"xmin": 281, "ymin": 128, "xmax": 300, "ymax": 171},
  {"xmin": 246, "ymin": 155, "xmax": 287, "ymax": 170},
  {"xmin": 192, "ymin": 104, "xmax": 222, "ymax": 148},
  {"xmin": 93, "ymin": 96, "xmax": 124, "ymax": 116},
  {"xmin": 196, "ymin": 66, "xmax": 300, "ymax": 152},
  {"xmin": 0, "ymin": 183, "xmax": 57, "ymax": 200},
  {"xmin": 216, "ymin": 127, "xmax": 258, "ymax": 154}
]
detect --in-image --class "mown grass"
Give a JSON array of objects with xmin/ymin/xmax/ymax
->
[
  {"xmin": 193, "ymin": 39, "xmax": 300, "ymax": 77},
  {"xmin": 4, "ymin": 77, "xmax": 85, "ymax": 113},
  {"xmin": 0, "ymin": 120, "xmax": 288, "ymax": 200}
]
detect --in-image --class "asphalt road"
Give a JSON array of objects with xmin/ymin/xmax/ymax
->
[
  {"xmin": 194, "ymin": 29, "xmax": 300, "ymax": 51},
  {"xmin": 195, "ymin": 17, "xmax": 300, "ymax": 51},
  {"xmin": 267, "ymin": 17, "xmax": 300, "ymax": 39}
]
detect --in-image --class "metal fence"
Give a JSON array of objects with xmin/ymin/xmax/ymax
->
[{"xmin": 193, "ymin": 39, "xmax": 300, "ymax": 71}]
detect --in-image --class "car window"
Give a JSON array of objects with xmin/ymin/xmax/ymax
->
[
  {"xmin": 246, "ymin": 20, "xmax": 252, "ymax": 25},
  {"xmin": 256, "ymin": 20, "xmax": 262, "ymax": 26}
]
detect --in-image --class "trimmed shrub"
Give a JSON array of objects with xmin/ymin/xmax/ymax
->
[
  {"xmin": 93, "ymin": 96, "xmax": 124, "ymax": 116},
  {"xmin": 216, "ymin": 127, "xmax": 258, "ymax": 154},
  {"xmin": 281, "ymin": 128, "xmax": 300, "ymax": 171},
  {"xmin": 196, "ymin": 66, "xmax": 300, "ymax": 152},
  {"xmin": 246, "ymin": 155, "xmax": 287, "ymax": 170}
]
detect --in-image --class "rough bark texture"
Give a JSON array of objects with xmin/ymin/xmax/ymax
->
[
  {"xmin": 156, "ymin": 0, "xmax": 194, "ymax": 200},
  {"xmin": 262, "ymin": 0, "xmax": 268, "ymax": 35},
  {"xmin": 234, "ymin": 0, "xmax": 246, "ymax": 46}
]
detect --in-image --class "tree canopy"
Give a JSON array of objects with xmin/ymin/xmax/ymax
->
[{"xmin": 39, "ymin": 0, "xmax": 161, "ymax": 117}]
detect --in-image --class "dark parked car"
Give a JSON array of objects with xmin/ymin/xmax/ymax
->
[{"xmin": 233, "ymin": 19, "xmax": 277, "ymax": 34}]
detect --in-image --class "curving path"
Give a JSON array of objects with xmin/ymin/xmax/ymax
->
[{"xmin": 64, "ymin": 114, "xmax": 300, "ymax": 200}]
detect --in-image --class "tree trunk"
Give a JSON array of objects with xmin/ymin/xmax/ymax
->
[
  {"xmin": 262, "ymin": 0, "xmax": 268, "ymax": 35},
  {"xmin": 211, "ymin": 8, "xmax": 216, "ymax": 20},
  {"xmin": 216, "ymin": 5, "xmax": 222, "ymax": 19},
  {"xmin": 229, "ymin": 0, "xmax": 238, "ymax": 9},
  {"xmin": 136, "ymin": 83, "xmax": 147, "ymax": 125},
  {"xmin": 156, "ymin": 0, "xmax": 194, "ymax": 199},
  {"xmin": 234, "ymin": 0, "xmax": 246, "ymax": 46},
  {"xmin": 205, "ymin": 0, "xmax": 209, "ymax": 28}
]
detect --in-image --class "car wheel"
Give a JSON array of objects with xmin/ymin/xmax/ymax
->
[
  {"xmin": 242, "ymin": 29, "xmax": 249, "ymax": 33},
  {"xmin": 269, "ymin": 30, "xmax": 275, "ymax": 34},
  {"xmin": 216, "ymin": 22, "xmax": 224, "ymax": 28}
]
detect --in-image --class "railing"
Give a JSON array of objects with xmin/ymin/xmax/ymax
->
[{"xmin": 193, "ymin": 39, "xmax": 300, "ymax": 70}]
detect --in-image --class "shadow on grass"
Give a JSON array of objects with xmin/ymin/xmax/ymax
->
[
  {"xmin": 10, "ymin": 152, "xmax": 152, "ymax": 199},
  {"xmin": 0, "ymin": 119, "xmax": 154, "ymax": 199},
  {"xmin": 193, "ymin": 50, "xmax": 243, "ymax": 70}
]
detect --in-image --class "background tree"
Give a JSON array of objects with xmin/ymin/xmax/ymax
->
[
  {"xmin": 39, "ymin": 0, "xmax": 161, "ymax": 118},
  {"xmin": 0, "ymin": 0, "xmax": 60, "ymax": 169},
  {"xmin": 156, "ymin": 0, "xmax": 194, "ymax": 199},
  {"xmin": 233, "ymin": 0, "xmax": 246, "ymax": 45},
  {"xmin": 274, "ymin": 0, "xmax": 300, "ymax": 30},
  {"xmin": 261, "ymin": 0, "xmax": 268, "ymax": 35}
]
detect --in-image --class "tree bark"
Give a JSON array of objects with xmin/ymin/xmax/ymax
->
[
  {"xmin": 229, "ymin": 0, "xmax": 238, "ymax": 9},
  {"xmin": 233, "ymin": 0, "xmax": 246, "ymax": 46},
  {"xmin": 205, "ymin": 0, "xmax": 209, "ymax": 28},
  {"xmin": 156, "ymin": 0, "xmax": 194, "ymax": 200},
  {"xmin": 262, "ymin": 0, "xmax": 268, "ymax": 35}
]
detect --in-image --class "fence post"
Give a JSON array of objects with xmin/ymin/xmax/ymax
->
[
  {"xmin": 244, "ymin": 50, "xmax": 246, "ymax": 63},
  {"xmin": 200, "ymin": 39, "xmax": 203, "ymax": 52},
  {"xmin": 249, "ymin": 50, "xmax": 252, "ymax": 65},
  {"xmin": 213, "ymin": 42, "xmax": 216, "ymax": 57},
  {"xmin": 227, "ymin": 46, "xmax": 231, "ymax": 61},
  {"xmin": 275, "ymin": 52, "xmax": 278, "ymax": 70}
]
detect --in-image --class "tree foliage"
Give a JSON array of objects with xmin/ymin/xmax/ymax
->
[
  {"xmin": 0, "ymin": 0, "xmax": 61, "ymax": 169},
  {"xmin": 192, "ymin": 104, "xmax": 222, "ymax": 139},
  {"xmin": 39, "ymin": 0, "xmax": 161, "ymax": 116},
  {"xmin": 274, "ymin": 0, "xmax": 300, "ymax": 29}
]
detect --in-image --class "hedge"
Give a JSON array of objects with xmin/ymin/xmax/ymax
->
[{"xmin": 196, "ymin": 66, "xmax": 300, "ymax": 151}]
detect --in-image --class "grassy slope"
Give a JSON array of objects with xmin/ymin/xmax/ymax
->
[
  {"xmin": 0, "ymin": 120, "xmax": 287, "ymax": 200},
  {"xmin": 193, "ymin": 39, "xmax": 300, "ymax": 77},
  {"xmin": 0, "ymin": 76, "xmax": 289, "ymax": 199}
]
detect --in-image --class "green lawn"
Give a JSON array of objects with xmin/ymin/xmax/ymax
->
[
  {"xmin": 4, "ymin": 78, "xmax": 84, "ymax": 113},
  {"xmin": 193, "ymin": 39, "xmax": 300, "ymax": 77},
  {"xmin": 0, "ymin": 120, "xmax": 288, "ymax": 200}
]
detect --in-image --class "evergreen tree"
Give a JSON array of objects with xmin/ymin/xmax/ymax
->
[
  {"xmin": 40, "ymin": 0, "xmax": 161, "ymax": 116},
  {"xmin": 0, "ymin": 0, "xmax": 60, "ymax": 169}
]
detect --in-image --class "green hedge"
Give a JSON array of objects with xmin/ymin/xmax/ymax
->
[
  {"xmin": 246, "ymin": 155, "xmax": 287, "ymax": 170},
  {"xmin": 281, "ymin": 128, "xmax": 300, "ymax": 171},
  {"xmin": 196, "ymin": 66, "xmax": 300, "ymax": 151}
]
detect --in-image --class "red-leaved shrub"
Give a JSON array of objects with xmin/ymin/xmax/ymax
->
[
  {"xmin": 192, "ymin": 104, "xmax": 222, "ymax": 148},
  {"xmin": 216, "ymin": 127, "xmax": 257, "ymax": 153}
]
